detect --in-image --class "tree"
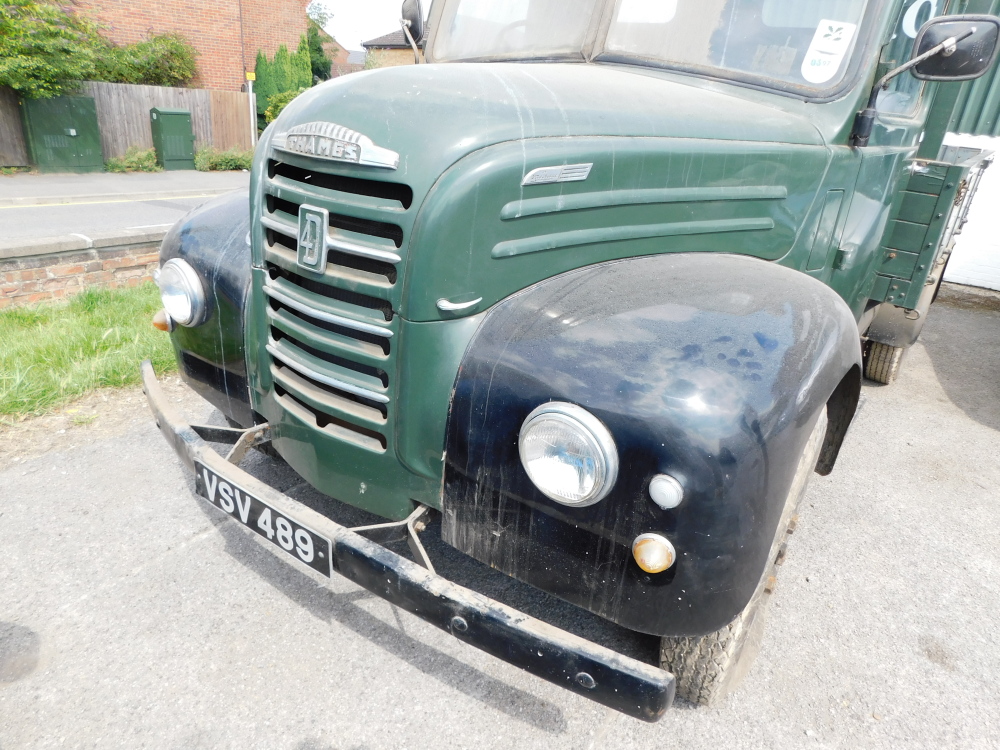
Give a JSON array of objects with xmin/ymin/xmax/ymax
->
[
  {"xmin": 253, "ymin": 50, "xmax": 274, "ymax": 116},
  {"xmin": 0, "ymin": 0, "xmax": 97, "ymax": 98},
  {"xmin": 265, "ymin": 87, "xmax": 305, "ymax": 124},
  {"xmin": 272, "ymin": 44, "xmax": 292, "ymax": 94},
  {"xmin": 306, "ymin": 0, "xmax": 335, "ymax": 82},
  {"xmin": 294, "ymin": 35, "xmax": 313, "ymax": 89},
  {"xmin": 92, "ymin": 34, "xmax": 197, "ymax": 87},
  {"xmin": 306, "ymin": 24, "xmax": 332, "ymax": 82}
]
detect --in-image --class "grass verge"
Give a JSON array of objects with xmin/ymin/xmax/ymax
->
[{"xmin": 0, "ymin": 284, "xmax": 176, "ymax": 420}]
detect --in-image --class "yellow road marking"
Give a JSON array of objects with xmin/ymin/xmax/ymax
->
[{"xmin": 0, "ymin": 194, "xmax": 220, "ymax": 210}]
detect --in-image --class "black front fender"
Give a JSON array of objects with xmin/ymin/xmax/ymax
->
[
  {"xmin": 442, "ymin": 254, "xmax": 861, "ymax": 637},
  {"xmin": 160, "ymin": 190, "xmax": 254, "ymax": 426}
]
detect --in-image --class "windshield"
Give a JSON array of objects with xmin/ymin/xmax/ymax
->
[
  {"xmin": 432, "ymin": 0, "xmax": 872, "ymax": 92},
  {"xmin": 432, "ymin": 0, "xmax": 604, "ymax": 62}
]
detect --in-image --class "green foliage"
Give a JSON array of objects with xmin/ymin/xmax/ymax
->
[
  {"xmin": 272, "ymin": 44, "xmax": 292, "ymax": 94},
  {"xmin": 254, "ymin": 35, "xmax": 316, "ymax": 125},
  {"xmin": 0, "ymin": 284, "xmax": 176, "ymax": 418},
  {"xmin": 364, "ymin": 50, "xmax": 388, "ymax": 70},
  {"xmin": 307, "ymin": 23, "xmax": 333, "ymax": 81},
  {"xmin": 105, "ymin": 146, "xmax": 161, "ymax": 173},
  {"xmin": 0, "ymin": 2, "xmax": 198, "ymax": 97},
  {"xmin": 306, "ymin": 0, "xmax": 332, "ymax": 28},
  {"xmin": 0, "ymin": 0, "xmax": 97, "ymax": 98},
  {"xmin": 194, "ymin": 147, "xmax": 254, "ymax": 172},
  {"xmin": 265, "ymin": 88, "xmax": 305, "ymax": 123},
  {"xmin": 294, "ymin": 35, "xmax": 313, "ymax": 88},
  {"xmin": 254, "ymin": 50, "xmax": 274, "ymax": 116},
  {"xmin": 93, "ymin": 34, "xmax": 197, "ymax": 87}
]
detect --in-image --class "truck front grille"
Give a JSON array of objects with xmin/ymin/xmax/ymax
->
[{"xmin": 259, "ymin": 156, "xmax": 411, "ymax": 454}]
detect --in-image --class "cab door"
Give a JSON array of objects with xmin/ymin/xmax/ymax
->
[{"xmin": 826, "ymin": 0, "xmax": 949, "ymax": 317}]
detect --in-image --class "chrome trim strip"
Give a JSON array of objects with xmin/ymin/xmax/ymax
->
[
  {"xmin": 261, "ymin": 214, "xmax": 402, "ymax": 264},
  {"xmin": 267, "ymin": 344, "xmax": 391, "ymax": 404},
  {"xmin": 522, "ymin": 164, "xmax": 593, "ymax": 186},
  {"xmin": 263, "ymin": 284, "xmax": 394, "ymax": 339},
  {"xmin": 501, "ymin": 186, "xmax": 789, "ymax": 221},
  {"xmin": 492, "ymin": 218, "xmax": 775, "ymax": 259}
]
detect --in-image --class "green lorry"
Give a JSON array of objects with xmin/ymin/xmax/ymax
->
[{"xmin": 144, "ymin": 0, "xmax": 1000, "ymax": 720}]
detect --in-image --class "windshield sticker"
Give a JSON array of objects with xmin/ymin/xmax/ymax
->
[
  {"xmin": 801, "ymin": 20, "xmax": 857, "ymax": 84},
  {"xmin": 617, "ymin": 0, "xmax": 678, "ymax": 24}
]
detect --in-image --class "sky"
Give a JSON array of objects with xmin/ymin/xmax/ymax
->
[{"xmin": 317, "ymin": 0, "xmax": 419, "ymax": 51}]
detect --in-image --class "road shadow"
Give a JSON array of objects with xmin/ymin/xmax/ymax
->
[
  {"xmin": 183, "ymin": 447, "xmax": 575, "ymax": 733},
  {"xmin": 0, "ymin": 621, "xmax": 40, "ymax": 683},
  {"xmin": 920, "ymin": 298, "xmax": 1000, "ymax": 433}
]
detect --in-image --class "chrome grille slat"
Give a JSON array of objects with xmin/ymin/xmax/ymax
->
[
  {"xmin": 264, "ymin": 282, "xmax": 394, "ymax": 338},
  {"xmin": 265, "ymin": 244, "xmax": 393, "ymax": 295},
  {"xmin": 267, "ymin": 175, "xmax": 407, "ymax": 216},
  {"xmin": 267, "ymin": 306, "xmax": 388, "ymax": 365},
  {"xmin": 270, "ymin": 365, "xmax": 387, "ymax": 427},
  {"xmin": 267, "ymin": 343, "xmax": 390, "ymax": 405},
  {"xmin": 273, "ymin": 389, "xmax": 387, "ymax": 453},
  {"xmin": 261, "ymin": 214, "xmax": 402, "ymax": 264}
]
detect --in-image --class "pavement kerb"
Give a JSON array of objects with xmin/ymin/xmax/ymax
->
[
  {"xmin": 0, "ymin": 229, "xmax": 168, "ymax": 261},
  {"xmin": 0, "ymin": 188, "xmax": 234, "ymax": 209}
]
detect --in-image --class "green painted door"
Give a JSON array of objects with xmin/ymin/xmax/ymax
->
[
  {"xmin": 150, "ymin": 108, "xmax": 196, "ymax": 170},
  {"xmin": 20, "ymin": 96, "xmax": 103, "ymax": 173}
]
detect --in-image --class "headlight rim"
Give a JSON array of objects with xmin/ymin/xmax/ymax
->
[
  {"xmin": 158, "ymin": 257, "xmax": 208, "ymax": 328},
  {"xmin": 517, "ymin": 401, "xmax": 619, "ymax": 508}
]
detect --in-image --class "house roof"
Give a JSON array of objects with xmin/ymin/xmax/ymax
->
[
  {"xmin": 346, "ymin": 50, "xmax": 366, "ymax": 65},
  {"xmin": 362, "ymin": 29, "xmax": 426, "ymax": 49}
]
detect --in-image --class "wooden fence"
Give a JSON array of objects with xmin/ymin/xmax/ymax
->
[
  {"xmin": 83, "ymin": 81, "xmax": 253, "ymax": 159},
  {"xmin": 0, "ymin": 87, "xmax": 29, "ymax": 167}
]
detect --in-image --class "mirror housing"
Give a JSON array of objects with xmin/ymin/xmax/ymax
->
[
  {"xmin": 911, "ymin": 15, "xmax": 1000, "ymax": 81},
  {"xmin": 401, "ymin": 0, "xmax": 425, "ymax": 43}
]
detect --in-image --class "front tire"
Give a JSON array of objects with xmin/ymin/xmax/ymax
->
[
  {"xmin": 659, "ymin": 407, "xmax": 828, "ymax": 705},
  {"xmin": 864, "ymin": 341, "xmax": 905, "ymax": 384}
]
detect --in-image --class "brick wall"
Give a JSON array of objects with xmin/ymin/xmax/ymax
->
[
  {"xmin": 0, "ymin": 244, "xmax": 161, "ymax": 310},
  {"xmin": 73, "ymin": 0, "xmax": 310, "ymax": 92}
]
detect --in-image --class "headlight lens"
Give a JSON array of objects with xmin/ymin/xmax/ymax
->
[
  {"xmin": 157, "ymin": 258, "xmax": 207, "ymax": 327},
  {"xmin": 518, "ymin": 402, "xmax": 619, "ymax": 507}
]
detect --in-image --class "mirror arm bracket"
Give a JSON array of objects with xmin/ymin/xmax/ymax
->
[
  {"xmin": 400, "ymin": 19, "xmax": 422, "ymax": 65},
  {"xmin": 850, "ymin": 29, "xmax": 973, "ymax": 148}
]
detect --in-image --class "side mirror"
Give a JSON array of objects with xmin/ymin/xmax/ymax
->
[
  {"xmin": 401, "ymin": 0, "xmax": 425, "ymax": 43},
  {"xmin": 911, "ymin": 15, "xmax": 1000, "ymax": 81}
]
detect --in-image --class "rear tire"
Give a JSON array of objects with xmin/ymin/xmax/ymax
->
[
  {"xmin": 864, "ymin": 341, "xmax": 905, "ymax": 384},
  {"xmin": 659, "ymin": 408, "xmax": 828, "ymax": 706}
]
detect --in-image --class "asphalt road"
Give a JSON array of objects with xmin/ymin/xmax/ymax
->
[
  {"xmin": 0, "ymin": 195, "xmax": 220, "ymax": 241},
  {"xmin": 1, "ymin": 294, "xmax": 999, "ymax": 749}
]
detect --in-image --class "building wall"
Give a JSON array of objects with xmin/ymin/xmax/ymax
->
[
  {"xmin": 367, "ymin": 48, "xmax": 425, "ymax": 68},
  {"xmin": 73, "ymin": 0, "xmax": 310, "ymax": 92}
]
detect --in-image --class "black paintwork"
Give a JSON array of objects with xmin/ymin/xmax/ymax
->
[
  {"xmin": 443, "ymin": 254, "xmax": 862, "ymax": 637},
  {"xmin": 160, "ymin": 191, "xmax": 254, "ymax": 426}
]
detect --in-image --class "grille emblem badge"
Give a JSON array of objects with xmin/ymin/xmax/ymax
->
[
  {"xmin": 274, "ymin": 122, "xmax": 400, "ymax": 170},
  {"xmin": 297, "ymin": 204, "xmax": 329, "ymax": 273}
]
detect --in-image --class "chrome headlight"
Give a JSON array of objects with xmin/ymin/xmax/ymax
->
[
  {"xmin": 518, "ymin": 402, "xmax": 619, "ymax": 507},
  {"xmin": 157, "ymin": 258, "xmax": 208, "ymax": 327}
]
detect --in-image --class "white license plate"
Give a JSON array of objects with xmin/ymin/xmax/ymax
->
[{"xmin": 196, "ymin": 463, "xmax": 332, "ymax": 577}]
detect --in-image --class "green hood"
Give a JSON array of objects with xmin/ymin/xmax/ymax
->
[{"xmin": 272, "ymin": 62, "xmax": 822, "ymax": 185}]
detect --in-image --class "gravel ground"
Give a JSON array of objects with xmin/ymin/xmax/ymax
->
[{"xmin": 1, "ymin": 293, "xmax": 998, "ymax": 749}]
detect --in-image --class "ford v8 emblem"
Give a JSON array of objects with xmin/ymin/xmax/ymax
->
[
  {"xmin": 273, "ymin": 122, "xmax": 400, "ymax": 170},
  {"xmin": 297, "ymin": 205, "xmax": 329, "ymax": 273}
]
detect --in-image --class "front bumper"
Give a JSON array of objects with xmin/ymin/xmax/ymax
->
[{"xmin": 141, "ymin": 361, "xmax": 674, "ymax": 722}]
